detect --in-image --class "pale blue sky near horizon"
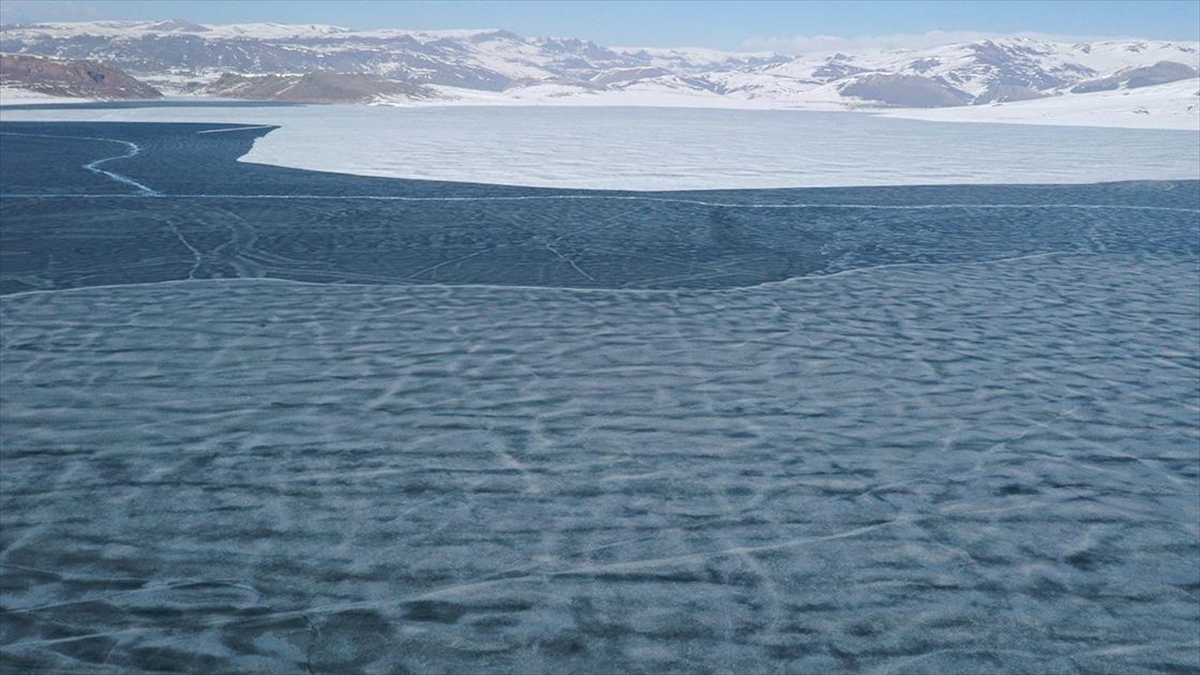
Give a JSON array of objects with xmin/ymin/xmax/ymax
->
[{"xmin": 2, "ymin": 0, "xmax": 1197, "ymax": 50}]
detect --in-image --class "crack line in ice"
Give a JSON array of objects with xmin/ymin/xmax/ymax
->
[
  {"xmin": 404, "ymin": 246, "xmax": 495, "ymax": 280},
  {"xmin": 545, "ymin": 241, "xmax": 595, "ymax": 281},
  {"xmin": 877, "ymin": 642, "xmax": 1200, "ymax": 675},
  {"xmin": 164, "ymin": 220, "xmax": 203, "ymax": 279},
  {"xmin": 874, "ymin": 647, "xmax": 1061, "ymax": 674},
  {"xmin": 706, "ymin": 483, "xmax": 788, "ymax": 636},
  {"xmin": 492, "ymin": 444, "xmax": 545, "ymax": 495},
  {"xmin": 158, "ymin": 518, "xmax": 909, "ymax": 634},
  {"xmin": 0, "ymin": 192, "xmax": 1195, "ymax": 213},
  {"xmin": 549, "ymin": 517, "xmax": 909, "ymax": 576},
  {"xmin": 4, "ymin": 628, "xmax": 152, "ymax": 649},
  {"xmin": 194, "ymin": 125, "xmax": 278, "ymax": 134},
  {"xmin": 0, "ymin": 250, "xmax": 1105, "ymax": 299},
  {"xmin": 0, "ymin": 578, "xmax": 264, "ymax": 614},
  {"xmin": 1087, "ymin": 641, "xmax": 1200, "ymax": 657},
  {"xmin": 0, "ymin": 132, "xmax": 159, "ymax": 196},
  {"xmin": 966, "ymin": 405, "xmax": 1082, "ymax": 477}
]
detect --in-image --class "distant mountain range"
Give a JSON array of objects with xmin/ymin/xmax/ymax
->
[{"xmin": 1, "ymin": 20, "xmax": 1197, "ymax": 107}]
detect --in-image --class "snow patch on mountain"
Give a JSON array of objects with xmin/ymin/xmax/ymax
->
[
  {"xmin": 1, "ymin": 20, "xmax": 1197, "ymax": 126},
  {"xmin": 882, "ymin": 77, "xmax": 1200, "ymax": 130}
]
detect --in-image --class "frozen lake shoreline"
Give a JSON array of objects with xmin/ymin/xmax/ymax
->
[{"xmin": 3, "ymin": 104, "xmax": 1197, "ymax": 192}]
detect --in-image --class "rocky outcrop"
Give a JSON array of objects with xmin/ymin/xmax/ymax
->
[
  {"xmin": 974, "ymin": 83, "xmax": 1049, "ymax": 104},
  {"xmin": 840, "ymin": 74, "xmax": 971, "ymax": 108},
  {"xmin": 198, "ymin": 71, "xmax": 439, "ymax": 103},
  {"xmin": 1072, "ymin": 61, "xmax": 1199, "ymax": 93},
  {"xmin": 0, "ymin": 52, "xmax": 161, "ymax": 99}
]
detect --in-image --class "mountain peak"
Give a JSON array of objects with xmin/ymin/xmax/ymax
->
[
  {"xmin": 144, "ymin": 19, "xmax": 209, "ymax": 33},
  {"xmin": 0, "ymin": 22, "xmax": 1195, "ymax": 112}
]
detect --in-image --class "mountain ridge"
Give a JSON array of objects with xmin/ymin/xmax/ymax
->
[{"xmin": 1, "ymin": 20, "xmax": 1196, "ymax": 109}]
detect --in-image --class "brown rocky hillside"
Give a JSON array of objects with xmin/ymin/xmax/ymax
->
[{"xmin": 0, "ymin": 53, "xmax": 162, "ymax": 99}]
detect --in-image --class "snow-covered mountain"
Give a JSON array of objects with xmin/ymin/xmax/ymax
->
[{"xmin": 1, "ymin": 20, "xmax": 1197, "ymax": 110}]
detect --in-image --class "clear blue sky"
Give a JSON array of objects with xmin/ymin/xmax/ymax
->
[{"xmin": 3, "ymin": 1, "xmax": 1197, "ymax": 49}]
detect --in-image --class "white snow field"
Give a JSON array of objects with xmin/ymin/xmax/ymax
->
[
  {"xmin": 0, "ymin": 87, "xmax": 90, "ymax": 105},
  {"xmin": 2, "ymin": 252, "xmax": 1197, "ymax": 673},
  {"xmin": 1, "ymin": 105, "xmax": 1197, "ymax": 191},
  {"xmin": 881, "ymin": 78, "xmax": 1200, "ymax": 130},
  {"xmin": 411, "ymin": 79, "xmax": 1200, "ymax": 132}
]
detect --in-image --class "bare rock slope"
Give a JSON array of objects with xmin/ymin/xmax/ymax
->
[
  {"xmin": 198, "ymin": 72, "xmax": 438, "ymax": 103},
  {"xmin": 0, "ymin": 52, "xmax": 160, "ymax": 99}
]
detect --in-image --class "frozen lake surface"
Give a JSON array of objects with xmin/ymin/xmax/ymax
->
[
  {"xmin": 2, "ymin": 103, "xmax": 1198, "ymax": 190},
  {"xmin": 3, "ymin": 256, "xmax": 1197, "ymax": 674},
  {"xmin": 0, "ymin": 118, "xmax": 1198, "ymax": 674},
  {"xmin": 1, "ymin": 121, "xmax": 1197, "ymax": 295}
]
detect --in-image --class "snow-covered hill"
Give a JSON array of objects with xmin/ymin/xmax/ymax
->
[{"xmin": 1, "ymin": 19, "xmax": 1197, "ymax": 124}]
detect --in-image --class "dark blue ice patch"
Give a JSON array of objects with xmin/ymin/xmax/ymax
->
[{"xmin": 1, "ymin": 121, "xmax": 1197, "ymax": 294}]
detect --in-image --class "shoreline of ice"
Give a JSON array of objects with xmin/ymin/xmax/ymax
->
[
  {"xmin": 3, "ymin": 105, "xmax": 1196, "ymax": 192},
  {"xmin": 4, "ymin": 77, "xmax": 1198, "ymax": 132}
]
